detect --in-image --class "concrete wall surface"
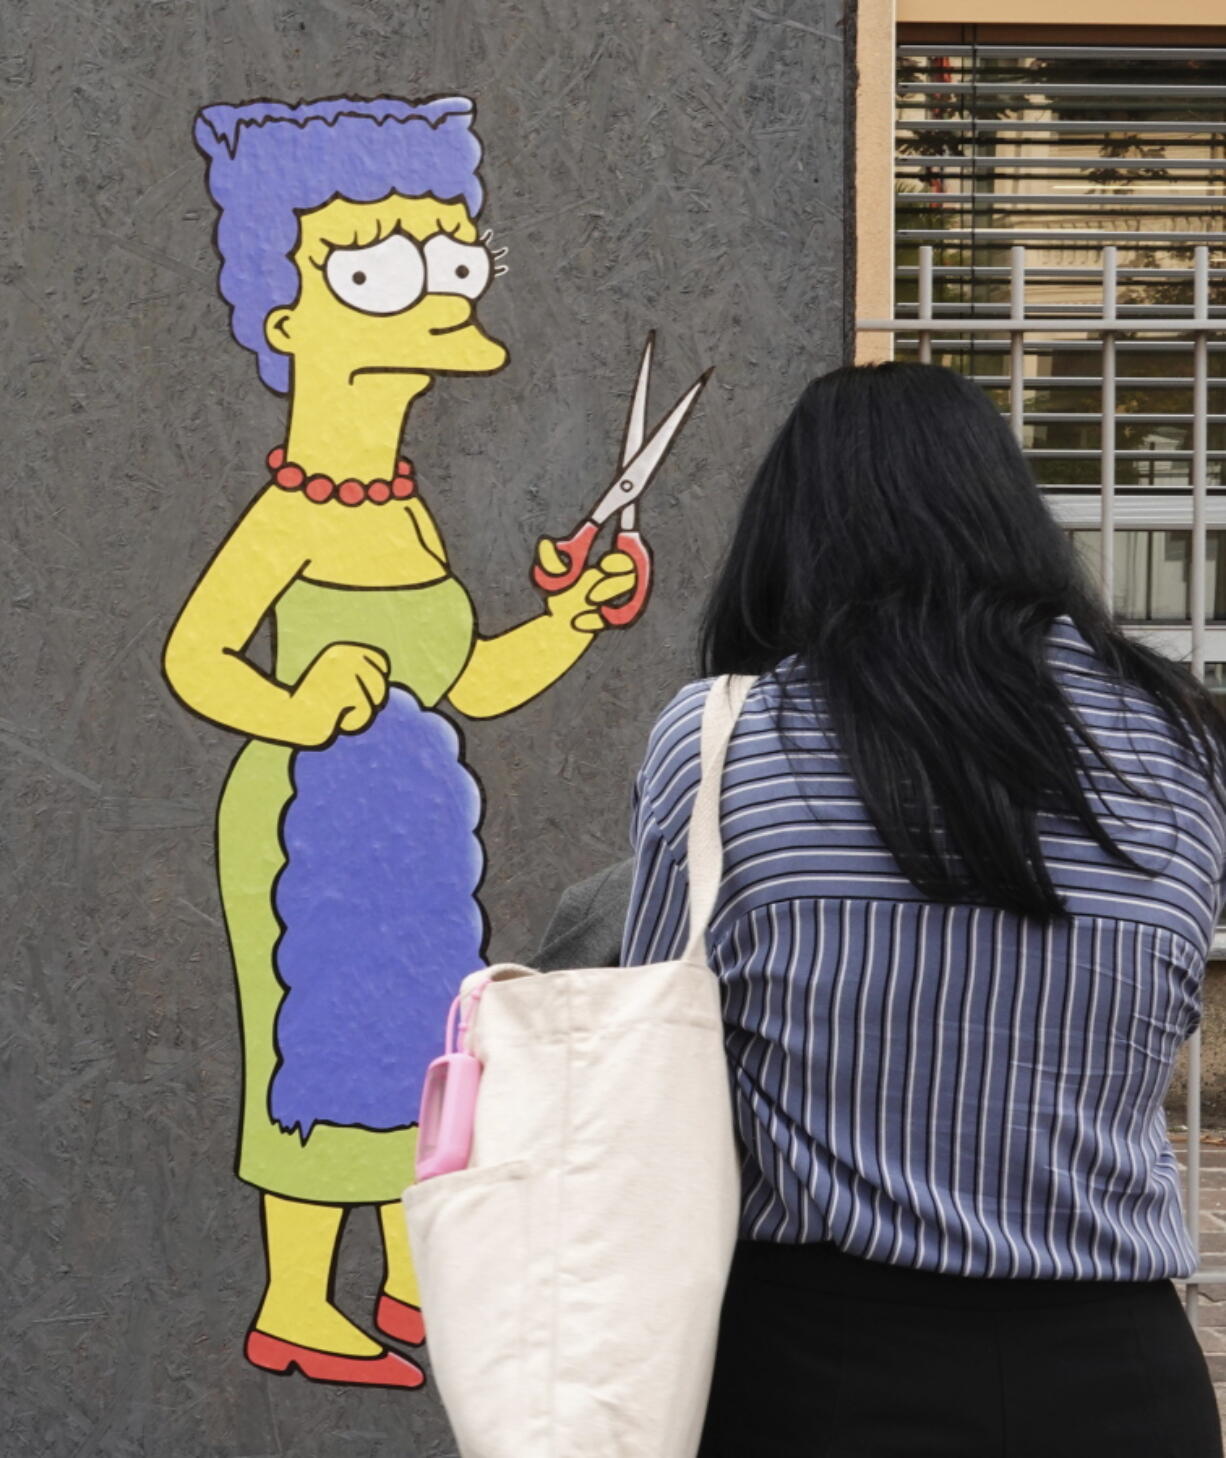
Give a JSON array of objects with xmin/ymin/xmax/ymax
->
[{"xmin": 1, "ymin": 2, "xmax": 851, "ymax": 1453}]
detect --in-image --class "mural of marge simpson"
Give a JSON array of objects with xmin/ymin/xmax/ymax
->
[{"xmin": 163, "ymin": 94, "xmax": 646, "ymax": 1390}]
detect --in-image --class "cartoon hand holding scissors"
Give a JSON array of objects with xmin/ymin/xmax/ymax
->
[{"xmin": 533, "ymin": 334, "xmax": 710, "ymax": 629}]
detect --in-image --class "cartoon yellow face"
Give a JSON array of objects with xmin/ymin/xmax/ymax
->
[{"xmin": 264, "ymin": 197, "xmax": 509, "ymax": 389}]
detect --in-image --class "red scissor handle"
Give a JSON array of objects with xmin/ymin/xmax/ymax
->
[
  {"xmin": 531, "ymin": 519, "xmax": 598, "ymax": 594},
  {"xmin": 600, "ymin": 529, "xmax": 652, "ymax": 628}
]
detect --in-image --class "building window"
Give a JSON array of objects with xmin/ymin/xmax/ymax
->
[
  {"xmin": 1069, "ymin": 528, "xmax": 1226, "ymax": 621},
  {"xmin": 894, "ymin": 33, "xmax": 1226, "ymax": 493},
  {"xmin": 1203, "ymin": 662, "xmax": 1226, "ymax": 708}
]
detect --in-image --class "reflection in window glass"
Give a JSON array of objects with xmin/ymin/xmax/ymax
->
[
  {"xmin": 1067, "ymin": 529, "xmax": 1226, "ymax": 623},
  {"xmin": 1116, "ymin": 532, "xmax": 1149, "ymax": 621},
  {"xmin": 1210, "ymin": 536, "xmax": 1226, "ymax": 623},
  {"xmin": 1070, "ymin": 529, "xmax": 1099, "ymax": 585},
  {"xmin": 1149, "ymin": 532, "xmax": 1189, "ymax": 622},
  {"xmin": 894, "ymin": 42, "xmax": 1226, "ymax": 488},
  {"xmin": 1204, "ymin": 664, "xmax": 1226, "ymax": 715}
]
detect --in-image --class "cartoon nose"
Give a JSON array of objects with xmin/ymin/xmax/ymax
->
[{"xmin": 419, "ymin": 294, "xmax": 472, "ymax": 328}]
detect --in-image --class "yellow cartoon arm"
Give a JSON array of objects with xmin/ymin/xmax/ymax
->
[
  {"xmin": 163, "ymin": 492, "xmax": 389, "ymax": 747},
  {"xmin": 447, "ymin": 547, "xmax": 637, "ymax": 719}
]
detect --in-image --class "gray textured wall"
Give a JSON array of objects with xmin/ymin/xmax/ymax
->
[{"xmin": 2, "ymin": 2, "xmax": 850, "ymax": 1453}]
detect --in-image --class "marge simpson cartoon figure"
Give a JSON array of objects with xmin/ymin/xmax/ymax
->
[{"xmin": 164, "ymin": 96, "xmax": 644, "ymax": 1390}]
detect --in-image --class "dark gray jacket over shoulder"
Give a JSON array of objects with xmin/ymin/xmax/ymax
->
[{"xmin": 534, "ymin": 858, "xmax": 635, "ymax": 971}]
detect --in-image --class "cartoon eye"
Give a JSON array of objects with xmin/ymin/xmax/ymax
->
[
  {"xmin": 323, "ymin": 234, "xmax": 426, "ymax": 315},
  {"xmin": 423, "ymin": 234, "xmax": 492, "ymax": 301}
]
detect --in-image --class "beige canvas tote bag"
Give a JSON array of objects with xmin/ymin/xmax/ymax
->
[{"xmin": 403, "ymin": 673, "xmax": 755, "ymax": 1458}]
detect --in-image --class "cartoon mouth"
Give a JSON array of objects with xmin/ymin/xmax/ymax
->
[
  {"xmin": 348, "ymin": 366, "xmax": 425, "ymax": 383},
  {"xmin": 428, "ymin": 320, "xmax": 473, "ymax": 336}
]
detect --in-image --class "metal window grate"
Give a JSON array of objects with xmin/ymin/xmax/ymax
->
[
  {"xmin": 894, "ymin": 38, "xmax": 1226, "ymax": 500},
  {"xmin": 859, "ymin": 240, "xmax": 1219, "ymax": 1324},
  {"xmin": 862, "ymin": 33, "xmax": 1226, "ymax": 1328}
]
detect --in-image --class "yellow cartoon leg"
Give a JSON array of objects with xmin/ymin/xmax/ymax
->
[
  {"xmin": 380, "ymin": 1127, "xmax": 421, "ymax": 1306},
  {"xmin": 371, "ymin": 1128, "xmax": 426, "ymax": 1346},
  {"xmin": 378, "ymin": 1199, "xmax": 421, "ymax": 1307},
  {"xmin": 372, "ymin": 1198, "xmax": 426, "ymax": 1346},
  {"xmin": 253, "ymin": 1194, "xmax": 381, "ymax": 1357}
]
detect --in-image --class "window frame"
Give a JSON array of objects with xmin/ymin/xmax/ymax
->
[{"xmin": 852, "ymin": 1, "xmax": 1226, "ymax": 365}]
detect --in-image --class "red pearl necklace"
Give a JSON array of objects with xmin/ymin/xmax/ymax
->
[{"xmin": 266, "ymin": 447, "xmax": 416, "ymax": 507}]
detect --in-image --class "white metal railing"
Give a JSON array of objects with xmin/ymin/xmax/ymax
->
[{"xmin": 859, "ymin": 242, "xmax": 1219, "ymax": 1328}]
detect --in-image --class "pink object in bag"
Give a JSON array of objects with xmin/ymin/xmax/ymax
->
[{"xmin": 416, "ymin": 977, "xmax": 491, "ymax": 1181}]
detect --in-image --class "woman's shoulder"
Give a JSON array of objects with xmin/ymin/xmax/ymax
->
[
  {"xmin": 640, "ymin": 677, "xmax": 715, "ymax": 779},
  {"xmin": 1044, "ymin": 614, "xmax": 1115, "ymax": 679},
  {"xmin": 638, "ymin": 672, "xmax": 788, "ymax": 792},
  {"xmin": 1045, "ymin": 614, "xmax": 1201, "ymax": 732}
]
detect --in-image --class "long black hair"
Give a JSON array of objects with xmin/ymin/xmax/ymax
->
[{"xmin": 702, "ymin": 361, "xmax": 1226, "ymax": 920}]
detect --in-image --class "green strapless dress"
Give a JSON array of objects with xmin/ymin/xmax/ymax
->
[{"xmin": 216, "ymin": 573, "xmax": 476, "ymax": 1204}]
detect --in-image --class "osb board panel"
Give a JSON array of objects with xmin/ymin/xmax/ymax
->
[{"xmin": 0, "ymin": 1, "xmax": 850, "ymax": 1453}]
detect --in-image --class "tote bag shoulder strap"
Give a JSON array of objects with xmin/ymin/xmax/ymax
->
[{"xmin": 682, "ymin": 673, "xmax": 756, "ymax": 965}]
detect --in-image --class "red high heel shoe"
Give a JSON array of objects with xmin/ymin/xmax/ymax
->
[
  {"xmin": 245, "ymin": 1328, "xmax": 425, "ymax": 1388},
  {"xmin": 374, "ymin": 1292, "xmax": 426, "ymax": 1347}
]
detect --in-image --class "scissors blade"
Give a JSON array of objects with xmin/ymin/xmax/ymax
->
[
  {"xmin": 622, "ymin": 332, "xmax": 654, "ymax": 469},
  {"xmin": 590, "ymin": 369, "xmax": 712, "ymax": 528}
]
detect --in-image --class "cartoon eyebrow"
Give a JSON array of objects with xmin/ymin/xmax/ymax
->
[
  {"xmin": 312, "ymin": 228, "xmax": 365, "ymax": 256},
  {"xmin": 310, "ymin": 219, "xmax": 403, "ymax": 267}
]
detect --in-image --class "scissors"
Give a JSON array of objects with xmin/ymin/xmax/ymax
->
[{"xmin": 532, "ymin": 334, "xmax": 711, "ymax": 628}]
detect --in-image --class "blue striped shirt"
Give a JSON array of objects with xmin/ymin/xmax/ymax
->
[{"xmin": 622, "ymin": 618, "xmax": 1226, "ymax": 1279}]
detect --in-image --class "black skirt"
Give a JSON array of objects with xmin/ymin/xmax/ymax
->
[{"xmin": 697, "ymin": 1239, "xmax": 1222, "ymax": 1458}]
